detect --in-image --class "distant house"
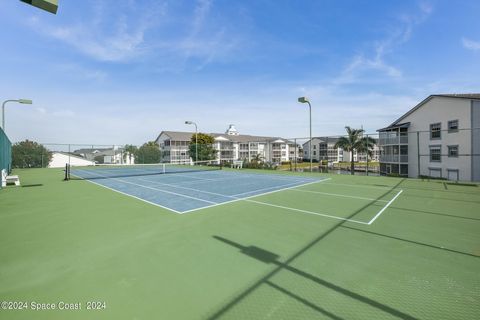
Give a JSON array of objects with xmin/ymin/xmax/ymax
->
[
  {"xmin": 48, "ymin": 152, "xmax": 95, "ymax": 168},
  {"xmin": 377, "ymin": 94, "xmax": 480, "ymax": 181},
  {"xmin": 73, "ymin": 147, "xmax": 135, "ymax": 164},
  {"xmin": 155, "ymin": 125, "xmax": 301, "ymax": 164}
]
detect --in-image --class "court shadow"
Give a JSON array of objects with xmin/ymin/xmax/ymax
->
[
  {"xmin": 213, "ymin": 236, "xmax": 279, "ymax": 263},
  {"xmin": 207, "ymin": 178, "xmax": 408, "ymax": 320},
  {"xmin": 341, "ymin": 226, "xmax": 479, "ymax": 258},
  {"xmin": 393, "ymin": 192, "xmax": 480, "ymax": 205},
  {"xmin": 265, "ymin": 281, "xmax": 346, "ymax": 320},
  {"xmin": 213, "ymin": 235, "xmax": 417, "ymax": 320},
  {"xmin": 389, "ymin": 206, "xmax": 480, "ymax": 221},
  {"xmin": 21, "ymin": 184, "xmax": 43, "ymax": 188}
]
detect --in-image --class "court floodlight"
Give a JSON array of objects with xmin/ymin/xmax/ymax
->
[{"xmin": 20, "ymin": 0, "xmax": 58, "ymax": 14}]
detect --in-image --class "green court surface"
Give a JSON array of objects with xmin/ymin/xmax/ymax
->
[{"xmin": 1, "ymin": 168, "xmax": 479, "ymax": 319}]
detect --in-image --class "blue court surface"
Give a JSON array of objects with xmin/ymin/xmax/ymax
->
[{"xmin": 70, "ymin": 168, "xmax": 325, "ymax": 213}]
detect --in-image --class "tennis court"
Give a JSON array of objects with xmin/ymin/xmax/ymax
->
[
  {"xmin": 69, "ymin": 163, "xmax": 325, "ymax": 213},
  {"xmin": 69, "ymin": 164, "xmax": 403, "ymax": 224},
  {"xmin": 1, "ymin": 168, "xmax": 479, "ymax": 320}
]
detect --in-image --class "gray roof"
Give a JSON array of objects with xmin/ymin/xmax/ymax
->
[
  {"xmin": 302, "ymin": 136, "xmax": 341, "ymax": 147},
  {"xmin": 73, "ymin": 148, "xmax": 112, "ymax": 154},
  {"xmin": 435, "ymin": 93, "xmax": 480, "ymax": 99},
  {"xmin": 377, "ymin": 122, "xmax": 411, "ymax": 132},
  {"xmin": 157, "ymin": 130, "xmax": 292, "ymax": 143},
  {"xmin": 158, "ymin": 131, "xmax": 196, "ymax": 141},
  {"xmin": 387, "ymin": 93, "xmax": 480, "ymax": 127}
]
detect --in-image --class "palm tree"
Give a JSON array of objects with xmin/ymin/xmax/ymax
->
[{"xmin": 334, "ymin": 126, "xmax": 376, "ymax": 175}]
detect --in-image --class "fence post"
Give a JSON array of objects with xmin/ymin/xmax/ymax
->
[
  {"xmin": 294, "ymin": 138, "xmax": 297, "ymax": 172},
  {"xmin": 366, "ymin": 134, "xmax": 369, "ymax": 176},
  {"xmin": 417, "ymin": 131, "xmax": 420, "ymax": 178}
]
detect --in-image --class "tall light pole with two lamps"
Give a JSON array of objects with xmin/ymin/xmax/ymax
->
[
  {"xmin": 185, "ymin": 120, "xmax": 198, "ymax": 162},
  {"xmin": 297, "ymin": 97, "xmax": 313, "ymax": 172},
  {"xmin": 2, "ymin": 99, "xmax": 33, "ymax": 132}
]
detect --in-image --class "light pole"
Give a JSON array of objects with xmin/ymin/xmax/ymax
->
[
  {"xmin": 298, "ymin": 97, "xmax": 312, "ymax": 172},
  {"xmin": 2, "ymin": 99, "xmax": 33, "ymax": 132},
  {"xmin": 185, "ymin": 120, "xmax": 198, "ymax": 162}
]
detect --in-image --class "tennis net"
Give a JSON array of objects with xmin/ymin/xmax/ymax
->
[{"xmin": 67, "ymin": 160, "xmax": 221, "ymax": 180}]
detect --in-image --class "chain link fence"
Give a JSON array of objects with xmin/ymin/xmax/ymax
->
[
  {"xmin": 0, "ymin": 127, "xmax": 12, "ymax": 177},
  {"xmin": 379, "ymin": 127, "xmax": 480, "ymax": 181}
]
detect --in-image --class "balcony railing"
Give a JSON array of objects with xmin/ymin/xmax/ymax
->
[
  {"xmin": 379, "ymin": 136, "xmax": 408, "ymax": 145},
  {"xmin": 379, "ymin": 155, "xmax": 408, "ymax": 163}
]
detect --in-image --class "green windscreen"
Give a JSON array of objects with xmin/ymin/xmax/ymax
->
[{"xmin": 0, "ymin": 127, "xmax": 12, "ymax": 183}]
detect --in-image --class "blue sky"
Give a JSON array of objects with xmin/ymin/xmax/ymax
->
[{"xmin": 1, "ymin": 0, "xmax": 479, "ymax": 145}]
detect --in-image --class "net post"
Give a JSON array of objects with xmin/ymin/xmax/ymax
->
[{"xmin": 63, "ymin": 163, "xmax": 69, "ymax": 181}]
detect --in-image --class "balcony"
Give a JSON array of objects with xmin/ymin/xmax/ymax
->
[
  {"xmin": 380, "ymin": 155, "xmax": 408, "ymax": 163},
  {"xmin": 379, "ymin": 135, "xmax": 408, "ymax": 145}
]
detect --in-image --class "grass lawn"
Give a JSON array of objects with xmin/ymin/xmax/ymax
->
[{"xmin": 0, "ymin": 168, "xmax": 479, "ymax": 319}]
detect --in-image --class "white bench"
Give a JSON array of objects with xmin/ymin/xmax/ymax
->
[
  {"xmin": 6, "ymin": 175, "xmax": 21, "ymax": 186},
  {"xmin": 1, "ymin": 169, "xmax": 20, "ymax": 187},
  {"xmin": 231, "ymin": 160, "xmax": 243, "ymax": 169}
]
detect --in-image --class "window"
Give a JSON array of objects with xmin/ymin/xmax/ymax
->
[
  {"xmin": 313, "ymin": 151, "xmax": 316, "ymax": 156},
  {"xmin": 429, "ymin": 168, "xmax": 442, "ymax": 178},
  {"xmin": 430, "ymin": 123, "xmax": 441, "ymax": 139},
  {"xmin": 448, "ymin": 145, "xmax": 459, "ymax": 157},
  {"xmin": 429, "ymin": 146, "xmax": 441, "ymax": 162},
  {"xmin": 448, "ymin": 120, "xmax": 459, "ymax": 132}
]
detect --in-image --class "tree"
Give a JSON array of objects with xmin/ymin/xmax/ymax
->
[
  {"xmin": 188, "ymin": 133, "xmax": 217, "ymax": 161},
  {"xmin": 334, "ymin": 127, "xmax": 376, "ymax": 175},
  {"xmin": 12, "ymin": 140, "xmax": 52, "ymax": 168},
  {"xmin": 135, "ymin": 141, "xmax": 161, "ymax": 164},
  {"xmin": 94, "ymin": 155, "xmax": 104, "ymax": 164},
  {"xmin": 123, "ymin": 144, "xmax": 138, "ymax": 164}
]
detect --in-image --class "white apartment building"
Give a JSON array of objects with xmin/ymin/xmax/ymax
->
[
  {"xmin": 303, "ymin": 137, "xmax": 379, "ymax": 163},
  {"xmin": 155, "ymin": 125, "xmax": 301, "ymax": 164},
  {"xmin": 378, "ymin": 94, "xmax": 480, "ymax": 181}
]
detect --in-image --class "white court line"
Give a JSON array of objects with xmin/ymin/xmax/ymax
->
[
  {"xmin": 173, "ymin": 171, "xmax": 319, "ymax": 186},
  {"xmin": 289, "ymin": 189, "xmax": 389, "ymax": 202},
  {"xmin": 244, "ymin": 199, "xmax": 369, "ymax": 225},
  {"xmin": 367, "ymin": 189, "xmax": 403, "ymax": 225},
  {"xmin": 74, "ymin": 169, "xmax": 218, "ymax": 205},
  {"xmin": 69, "ymin": 172, "xmax": 183, "ymax": 214},
  {"xmin": 231, "ymin": 180, "xmax": 320, "ymax": 197},
  {"xmin": 73, "ymin": 169, "xmax": 330, "ymax": 214},
  {"xmin": 321, "ymin": 182, "xmax": 398, "ymax": 191},
  {"xmin": 156, "ymin": 173, "xmax": 255, "ymax": 185},
  {"xmin": 133, "ymin": 176, "xmax": 236, "ymax": 199},
  {"xmin": 180, "ymin": 178, "xmax": 331, "ymax": 214},
  {"xmin": 134, "ymin": 175, "xmax": 322, "ymax": 201}
]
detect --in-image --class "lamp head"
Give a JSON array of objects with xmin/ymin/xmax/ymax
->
[
  {"xmin": 297, "ymin": 97, "xmax": 309, "ymax": 104},
  {"xmin": 185, "ymin": 121, "xmax": 192, "ymax": 124},
  {"xmin": 18, "ymin": 99, "xmax": 33, "ymax": 104}
]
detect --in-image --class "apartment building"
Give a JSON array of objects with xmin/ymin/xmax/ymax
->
[
  {"xmin": 303, "ymin": 137, "xmax": 379, "ymax": 163},
  {"xmin": 155, "ymin": 125, "xmax": 301, "ymax": 164},
  {"xmin": 378, "ymin": 94, "xmax": 480, "ymax": 181}
]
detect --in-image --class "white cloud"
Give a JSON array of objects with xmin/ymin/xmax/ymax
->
[
  {"xmin": 26, "ymin": 2, "xmax": 166, "ymax": 62},
  {"xmin": 25, "ymin": 0, "xmax": 242, "ymax": 70},
  {"xmin": 337, "ymin": 2, "xmax": 433, "ymax": 84},
  {"xmin": 462, "ymin": 37, "xmax": 480, "ymax": 51}
]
